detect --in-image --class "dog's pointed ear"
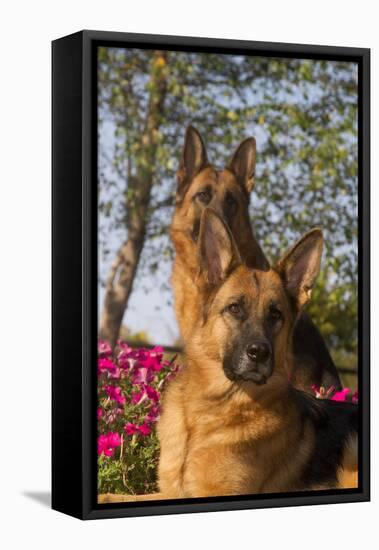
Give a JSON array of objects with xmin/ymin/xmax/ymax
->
[
  {"xmin": 276, "ymin": 229, "xmax": 323, "ymax": 309},
  {"xmin": 177, "ymin": 126, "xmax": 208, "ymax": 201},
  {"xmin": 198, "ymin": 208, "xmax": 241, "ymax": 286},
  {"xmin": 228, "ymin": 137, "xmax": 256, "ymax": 193}
]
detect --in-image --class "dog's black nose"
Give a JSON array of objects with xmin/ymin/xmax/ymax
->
[{"xmin": 246, "ymin": 342, "xmax": 271, "ymax": 363}]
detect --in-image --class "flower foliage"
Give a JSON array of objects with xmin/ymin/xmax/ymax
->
[{"xmin": 97, "ymin": 339, "xmax": 179, "ymax": 495}]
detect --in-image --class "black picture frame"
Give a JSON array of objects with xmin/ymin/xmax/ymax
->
[{"xmin": 52, "ymin": 30, "xmax": 370, "ymax": 520}]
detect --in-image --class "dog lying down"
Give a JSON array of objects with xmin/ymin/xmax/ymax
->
[{"xmin": 157, "ymin": 208, "xmax": 358, "ymax": 498}]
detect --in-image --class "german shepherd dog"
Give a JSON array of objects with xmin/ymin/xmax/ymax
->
[
  {"xmin": 158, "ymin": 209, "xmax": 358, "ymax": 497},
  {"xmin": 171, "ymin": 126, "xmax": 341, "ymax": 392}
]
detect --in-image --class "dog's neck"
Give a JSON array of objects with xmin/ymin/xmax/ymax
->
[
  {"xmin": 180, "ymin": 353, "xmax": 296, "ymax": 447},
  {"xmin": 185, "ymin": 348, "xmax": 293, "ymax": 409},
  {"xmin": 170, "ymin": 226, "xmax": 200, "ymax": 275}
]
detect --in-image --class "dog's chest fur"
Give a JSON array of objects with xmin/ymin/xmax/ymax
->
[
  {"xmin": 158, "ymin": 367, "xmax": 358, "ymax": 498},
  {"xmin": 176, "ymin": 377, "xmax": 314, "ymax": 496}
]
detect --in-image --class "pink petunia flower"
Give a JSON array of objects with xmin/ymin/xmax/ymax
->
[
  {"xmin": 124, "ymin": 422, "xmax": 139, "ymax": 436},
  {"xmin": 104, "ymin": 385, "xmax": 126, "ymax": 405},
  {"xmin": 145, "ymin": 385, "xmax": 160, "ymax": 402},
  {"xmin": 97, "ymin": 434, "xmax": 110, "ymax": 456},
  {"xmin": 131, "ymin": 390, "xmax": 145, "ymax": 405},
  {"xmin": 97, "ymin": 407, "xmax": 103, "ymax": 420},
  {"xmin": 107, "ymin": 432, "xmax": 121, "ymax": 447},
  {"xmin": 130, "ymin": 384, "xmax": 160, "ymax": 405},
  {"xmin": 116, "ymin": 340, "xmax": 134, "ymax": 354},
  {"xmin": 149, "ymin": 347, "xmax": 164, "ymax": 371},
  {"xmin": 106, "ymin": 408, "xmax": 123, "ymax": 424},
  {"xmin": 145, "ymin": 405, "xmax": 160, "ymax": 424},
  {"xmin": 98, "ymin": 357, "xmax": 118, "ymax": 376},
  {"xmin": 131, "ymin": 366, "xmax": 153, "ymax": 385},
  {"xmin": 97, "ymin": 431, "xmax": 121, "ymax": 457},
  {"xmin": 98, "ymin": 340, "xmax": 112, "ymax": 355},
  {"xmin": 117, "ymin": 349, "xmax": 132, "ymax": 371},
  {"xmin": 137, "ymin": 347, "xmax": 164, "ymax": 372},
  {"xmin": 137, "ymin": 423, "xmax": 151, "ymax": 436},
  {"xmin": 331, "ymin": 388, "xmax": 351, "ymax": 402}
]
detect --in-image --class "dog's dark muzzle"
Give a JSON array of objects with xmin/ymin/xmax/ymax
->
[
  {"xmin": 224, "ymin": 340, "xmax": 273, "ymax": 385},
  {"xmin": 241, "ymin": 340, "xmax": 273, "ymax": 384}
]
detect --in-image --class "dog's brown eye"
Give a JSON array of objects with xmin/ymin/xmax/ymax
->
[
  {"xmin": 225, "ymin": 193, "xmax": 237, "ymax": 206},
  {"xmin": 196, "ymin": 190, "xmax": 211, "ymax": 204},
  {"xmin": 268, "ymin": 306, "xmax": 282, "ymax": 322},
  {"xmin": 227, "ymin": 303, "xmax": 241, "ymax": 317}
]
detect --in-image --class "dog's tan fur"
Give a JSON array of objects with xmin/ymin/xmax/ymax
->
[
  {"xmin": 158, "ymin": 210, "xmax": 357, "ymax": 498},
  {"xmin": 337, "ymin": 434, "xmax": 359, "ymax": 489}
]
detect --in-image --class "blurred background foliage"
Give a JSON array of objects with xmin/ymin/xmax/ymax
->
[{"xmin": 98, "ymin": 47, "xmax": 358, "ymax": 372}]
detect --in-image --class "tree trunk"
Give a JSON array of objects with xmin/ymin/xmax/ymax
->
[{"xmin": 99, "ymin": 51, "xmax": 168, "ymax": 347}]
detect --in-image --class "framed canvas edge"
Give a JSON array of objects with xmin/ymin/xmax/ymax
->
[
  {"xmin": 52, "ymin": 30, "xmax": 370, "ymax": 520},
  {"xmin": 57, "ymin": 28, "xmax": 371, "ymax": 58},
  {"xmin": 52, "ymin": 31, "xmax": 85, "ymax": 520}
]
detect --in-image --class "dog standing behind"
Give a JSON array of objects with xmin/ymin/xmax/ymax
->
[
  {"xmin": 170, "ymin": 126, "xmax": 341, "ymax": 392},
  {"xmin": 158, "ymin": 209, "xmax": 358, "ymax": 498}
]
